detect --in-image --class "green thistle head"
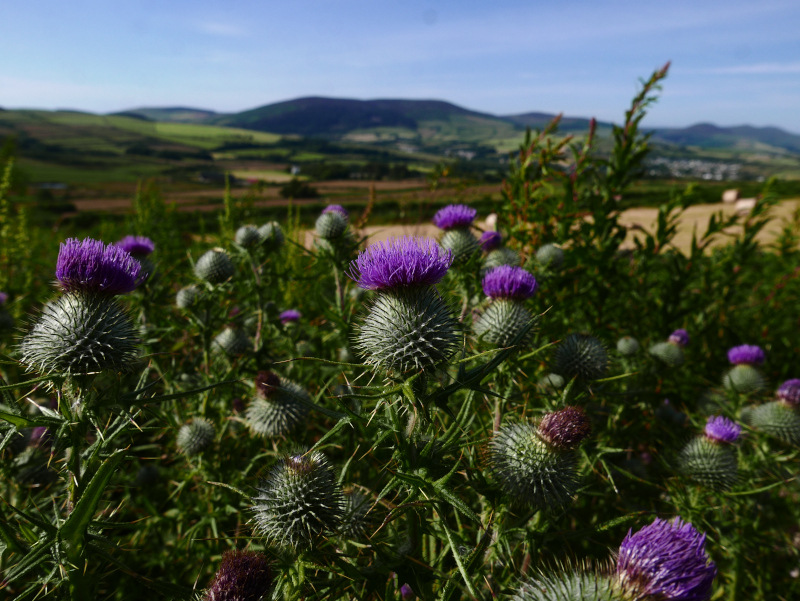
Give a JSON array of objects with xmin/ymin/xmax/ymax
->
[
  {"xmin": 315, "ymin": 212, "xmax": 348, "ymax": 239},
  {"xmin": 649, "ymin": 341, "xmax": 685, "ymax": 367},
  {"xmin": 235, "ymin": 225, "xmax": 264, "ymax": 249},
  {"xmin": 213, "ymin": 328, "xmax": 252, "ymax": 357},
  {"xmin": 251, "ymin": 451, "xmax": 344, "ymax": 550},
  {"xmin": 553, "ymin": 334, "xmax": 608, "ymax": 383},
  {"xmin": 616, "ymin": 336, "xmax": 641, "ymax": 357},
  {"xmin": 176, "ymin": 285, "xmax": 203, "ymax": 309},
  {"xmin": 745, "ymin": 401, "xmax": 800, "ymax": 444},
  {"xmin": 20, "ymin": 292, "xmax": 139, "ymax": 376},
  {"xmin": 482, "ymin": 247, "xmax": 520, "ymax": 273},
  {"xmin": 440, "ymin": 228, "xmax": 479, "ymax": 264},
  {"xmin": 339, "ymin": 490, "xmax": 374, "ymax": 541},
  {"xmin": 535, "ymin": 244, "xmax": 564, "ymax": 270},
  {"xmin": 195, "ymin": 249, "xmax": 235, "ymax": 284},
  {"xmin": 177, "ymin": 418, "xmax": 215, "ymax": 455},
  {"xmin": 679, "ymin": 437, "xmax": 738, "ymax": 491},
  {"xmin": 474, "ymin": 299, "xmax": 535, "ymax": 348},
  {"xmin": 258, "ymin": 222, "xmax": 285, "ymax": 253},
  {"xmin": 723, "ymin": 364, "xmax": 765, "ymax": 395},
  {"xmin": 246, "ymin": 373, "xmax": 310, "ymax": 437},
  {"xmin": 512, "ymin": 564, "xmax": 614, "ymax": 601}
]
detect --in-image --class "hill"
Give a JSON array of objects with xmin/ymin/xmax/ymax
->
[{"xmin": 113, "ymin": 107, "xmax": 219, "ymax": 124}]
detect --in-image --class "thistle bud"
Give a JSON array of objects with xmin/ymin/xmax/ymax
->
[
  {"xmin": 322, "ymin": 204, "xmax": 349, "ymax": 219},
  {"xmin": 315, "ymin": 211, "xmax": 348, "ymax": 239},
  {"xmin": 616, "ymin": 336, "xmax": 641, "ymax": 356},
  {"xmin": 474, "ymin": 266, "xmax": 538, "ymax": 347},
  {"xmin": 777, "ymin": 379, "xmax": 800, "ymax": 407},
  {"xmin": 213, "ymin": 327, "xmax": 252, "ymax": 357},
  {"xmin": 348, "ymin": 237, "xmax": 459, "ymax": 374},
  {"xmin": 722, "ymin": 344, "xmax": 766, "ymax": 394},
  {"xmin": 258, "ymin": 222, "xmax": 284, "ymax": 253},
  {"xmin": 553, "ymin": 334, "xmax": 608, "ymax": 383},
  {"xmin": 177, "ymin": 418, "xmax": 215, "ymax": 455},
  {"xmin": 482, "ymin": 246, "xmax": 520, "ymax": 273},
  {"xmin": 251, "ymin": 451, "xmax": 344, "ymax": 549},
  {"xmin": 246, "ymin": 372, "xmax": 310, "ymax": 437},
  {"xmin": 339, "ymin": 490, "xmax": 373, "ymax": 541},
  {"xmin": 513, "ymin": 567, "xmax": 614, "ymax": 601},
  {"xmin": 679, "ymin": 416, "xmax": 740, "ymax": 491},
  {"xmin": 538, "ymin": 372, "xmax": 565, "ymax": 392},
  {"xmin": 279, "ymin": 309, "xmax": 301, "ymax": 325},
  {"xmin": 668, "ymin": 329, "xmax": 690, "ymax": 347},
  {"xmin": 204, "ymin": 549, "xmax": 273, "ymax": 601},
  {"xmin": 538, "ymin": 406, "xmax": 592, "ymax": 450},
  {"xmin": 615, "ymin": 518, "xmax": 716, "ymax": 601},
  {"xmin": 479, "ymin": 230, "xmax": 503, "ymax": 252},
  {"xmin": 20, "ymin": 292, "xmax": 139, "ymax": 376},
  {"xmin": 195, "ymin": 249, "xmax": 235, "ymax": 284},
  {"xmin": 488, "ymin": 422, "xmax": 580, "ymax": 510},
  {"xmin": 649, "ymin": 341, "xmax": 685, "ymax": 367},
  {"xmin": 235, "ymin": 225, "xmax": 264, "ymax": 249},
  {"xmin": 745, "ymin": 401, "xmax": 800, "ymax": 445},
  {"xmin": 535, "ymin": 244, "xmax": 564, "ymax": 270},
  {"xmin": 433, "ymin": 204, "xmax": 479, "ymax": 264},
  {"xmin": 176, "ymin": 284, "xmax": 202, "ymax": 309}
]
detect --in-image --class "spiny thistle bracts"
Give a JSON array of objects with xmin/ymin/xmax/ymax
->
[
  {"xmin": 745, "ymin": 401, "xmax": 800, "ymax": 445},
  {"xmin": 722, "ymin": 364, "xmax": 765, "ymax": 395},
  {"xmin": 204, "ymin": 549, "xmax": 272, "ymax": 601},
  {"xmin": 339, "ymin": 490, "xmax": 373, "ymax": 541},
  {"xmin": 432, "ymin": 204, "xmax": 477, "ymax": 230},
  {"xmin": 483, "ymin": 246, "xmax": 520, "ymax": 273},
  {"xmin": 649, "ymin": 341, "xmax": 685, "ymax": 367},
  {"xmin": 251, "ymin": 451, "xmax": 344, "ymax": 549},
  {"xmin": 115, "ymin": 235, "xmax": 155, "ymax": 257},
  {"xmin": 355, "ymin": 286, "xmax": 460, "ymax": 374},
  {"xmin": 176, "ymin": 285, "xmax": 202, "ymax": 309},
  {"xmin": 616, "ymin": 336, "xmax": 641, "ymax": 356},
  {"xmin": 479, "ymin": 230, "xmax": 502, "ymax": 251},
  {"xmin": 56, "ymin": 237, "xmax": 143, "ymax": 295},
  {"xmin": 235, "ymin": 225, "xmax": 264, "ymax": 248},
  {"xmin": 177, "ymin": 418, "xmax": 215, "ymax": 455},
  {"xmin": 777, "ymin": 379, "xmax": 800, "ymax": 407},
  {"xmin": 195, "ymin": 249, "xmax": 235, "ymax": 284},
  {"xmin": 679, "ymin": 436, "xmax": 738, "ymax": 491},
  {"xmin": 512, "ymin": 565, "xmax": 614, "ymax": 601},
  {"xmin": 489, "ymin": 422, "xmax": 580, "ymax": 510},
  {"xmin": 538, "ymin": 406, "xmax": 592, "ymax": 450},
  {"xmin": 20, "ymin": 292, "xmax": 139, "ymax": 376},
  {"xmin": 213, "ymin": 327, "xmax": 251, "ymax": 357},
  {"xmin": 616, "ymin": 518, "xmax": 716, "ymax": 601},
  {"xmin": 535, "ymin": 243, "xmax": 564, "ymax": 269},
  {"xmin": 727, "ymin": 344, "xmax": 765, "ymax": 365},
  {"xmin": 348, "ymin": 236, "xmax": 453, "ymax": 290},
  {"xmin": 322, "ymin": 204, "xmax": 349, "ymax": 219},
  {"xmin": 553, "ymin": 334, "xmax": 608, "ymax": 382},
  {"xmin": 440, "ymin": 228, "xmax": 479, "ymax": 264},
  {"xmin": 473, "ymin": 299, "xmax": 535, "ymax": 347},
  {"xmin": 315, "ymin": 211, "xmax": 348, "ymax": 239},
  {"xmin": 258, "ymin": 222, "xmax": 284, "ymax": 252},
  {"xmin": 246, "ymin": 378, "xmax": 310, "ymax": 437}
]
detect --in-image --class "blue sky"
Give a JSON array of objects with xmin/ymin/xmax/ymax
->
[{"xmin": 2, "ymin": 0, "xmax": 799, "ymax": 130}]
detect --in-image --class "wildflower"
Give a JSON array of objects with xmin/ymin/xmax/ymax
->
[
  {"xmin": 258, "ymin": 221, "xmax": 284, "ymax": 253},
  {"xmin": 115, "ymin": 235, "xmax": 155, "ymax": 258},
  {"xmin": 56, "ymin": 237, "xmax": 143, "ymax": 295},
  {"xmin": 680, "ymin": 416, "xmax": 740, "ymax": 490},
  {"xmin": 553, "ymin": 334, "xmax": 608, "ymax": 383},
  {"xmin": 538, "ymin": 406, "xmax": 592, "ymax": 450},
  {"xmin": 535, "ymin": 243, "xmax": 564, "ymax": 270},
  {"xmin": 347, "ymin": 236, "xmax": 452, "ymax": 290},
  {"xmin": 727, "ymin": 344, "xmax": 765, "ymax": 365},
  {"xmin": 723, "ymin": 345, "xmax": 765, "ymax": 394},
  {"xmin": 279, "ymin": 309, "xmax": 301, "ymax": 325},
  {"xmin": 616, "ymin": 336, "xmax": 641, "ymax": 356},
  {"xmin": 235, "ymin": 225, "xmax": 264, "ymax": 248},
  {"xmin": 616, "ymin": 518, "xmax": 716, "ymax": 601},
  {"xmin": 204, "ymin": 549, "xmax": 272, "ymax": 601},
  {"xmin": 479, "ymin": 230, "xmax": 502, "ymax": 252},
  {"xmin": 177, "ymin": 418, "xmax": 215, "ymax": 455},
  {"xmin": 433, "ymin": 204, "xmax": 479, "ymax": 263},
  {"xmin": 246, "ymin": 372, "xmax": 310, "ymax": 437},
  {"xmin": 474, "ymin": 266, "xmax": 538, "ymax": 347},
  {"xmin": 195, "ymin": 249, "xmax": 235, "ymax": 284},
  {"xmin": 777, "ymin": 379, "xmax": 800, "ymax": 407},
  {"xmin": 703, "ymin": 415, "xmax": 741, "ymax": 444},
  {"xmin": 432, "ymin": 204, "xmax": 476, "ymax": 230},
  {"xmin": 322, "ymin": 204, "xmax": 349, "ymax": 219},
  {"xmin": 668, "ymin": 329, "xmax": 690, "ymax": 347}
]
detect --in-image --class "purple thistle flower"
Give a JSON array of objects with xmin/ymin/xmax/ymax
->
[
  {"xmin": 777, "ymin": 379, "xmax": 800, "ymax": 407},
  {"xmin": 482, "ymin": 266, "xmax": 538, "ymax": 300},
  {"xmin": 432, "ymin": 204, "xmax": 477, "ymax": 230},
  {"xmin": 279, "ymin": 309, "xmax": 301, "ymax": 324},
  {"xmin": 255, "ymin": 370, "xmax": 281, "ymax": 398},
  {"xmin": 115, "ymin": 235, "xmax": 155, "ymax": 257},
  {"xmin": 400, "ymin": 584, "xmax": 416, "ymax": 600},
  {"xmin": 479, "ymin": 231, "xmax": 502, "ymax": 252},
  {"xmin": 617, "ymin": 517, "xmax": 717, "ymax": 601},
  {"xmin": 704, "ymin": 415, "xmax": 741, "ymax": 443},
  {"xmin": 322, "ymin": 204, "xmax": 349, "ymax": 219},
  {"xmin": 538, "ymin": 406, "xmax": 592, "ymax": 449},
  {"xmin": 347, "ymin": 236, "xmax": 453, "ymax": 290},
  {"xmin": 669, "ymin": 329, "xmax": 690, "ymax": 347},
  {"xmin": 727, "ymin": 344, "xmax": 765, "ymax": 366},
  {"xmin": 0, "ymin": 292, "xmax": 7, "ymax": 305},
  {"xmin": 55, "ymin": 238, "xmax": 143, "ymax": 295},
  {"xmin": 205, "ymin": 549, "xmax": 272, "ymax": 601}
]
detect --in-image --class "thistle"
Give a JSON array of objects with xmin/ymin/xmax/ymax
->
[
  {"xmin": 176, "ymin": 284, "xmax": 203, "ymax": 309},
  {"xmin": 679, "ymin": 416, "xmax": 740, "ymax": 490},
  {"xmin": 251, "ymin": 451, "xmax": 344, "ymax": 549},
  {"xmin": 616, "ymin": 336, "xmax": 641, "ymax": 356},
  {"xmin": 483, "ymin": 246, "xmax": 521, "ymax": 272},
  {"xmin": 538, "ymin": 372, "xmax": 565, "ymax": 393},
  {"xmin": 615, "ymin": 517, "xmax": 716, "ymax": 601},
  {"xmin": 723, "ymin": 344, "xmax": 765, "ymax": 394},
  {"xmin": 745, "ymin": 398, "xmax": 800, "ymax": 445},
  {"xmin": 339, "ymin": 490, "xmax": 373, "ymax": 541},
  {"xmin": 474, "ymin": 266, "xmax": 538, "ymax": 347},
  {"xmin": 668, "ymin": 329, "xmax": 690, "ymax": 347},
  {"xmin": 777, "ymin": 379, "xmax": 800, "ymax": 407},
  {"xmin": 279, "ymin": 309, "xmax": 301, "ymax": 325},
  {"xmin": 489, "ymin": 408, "xmax": 590, "ymax": 510},
  {"xmin": 535, "ymin": 243, "xmax": 564, "ymax": 270},
  {"xmin": 177, "ymin": 418, "xmax": 215, "ymax": 455},
  {"xmin": 213, "ymin": 327, "xmax": 251, "ymax": 357},
  {"xmin": 315, "ymin": 211, "xmax": 348, "ymax": 239},
  {"xmin": 347, "ymin": 236, "xmax": 459, "ymax": 374},
  {"xmin": 479, "ymin": 230, "xmax": 502, "ymax": 252},
  {"xmin": 322, "ymin": 204, "xmax": 349, "ymax": 219},
  {"xmin": 512, "ymin": 564, "xmax": 614, "ymax": 601},
  {"xmin": 649, "ymin": 329, "xmax": 688, "ymax": 367},
  {"xmin": 433, "ymin": 204, "xmax": 479, "ymax": 263},
  {"xmin": 20, "ymin": 238, "xmax": 141, "ymax": 376},
  {"xmin": 258, "ymin": 221, "xmax": 284, "ymax": 253},
  {"xmin": 235, "ymin": 225, "xmax": 264, "ymax": 249},
  {"xmin": 195, "ymin": 249, "xmax": 235, "ymax": 284},
  {"xmin": 553, "ymin": 334, "xmax": 608, "ymax": 383},
  {"xmin": 204, "ymin": 549, "xmax": 273, "ymax": 601},
  {"xmin": 245, "ymin": 371, "xmax": 310, "ymax": 437}
]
